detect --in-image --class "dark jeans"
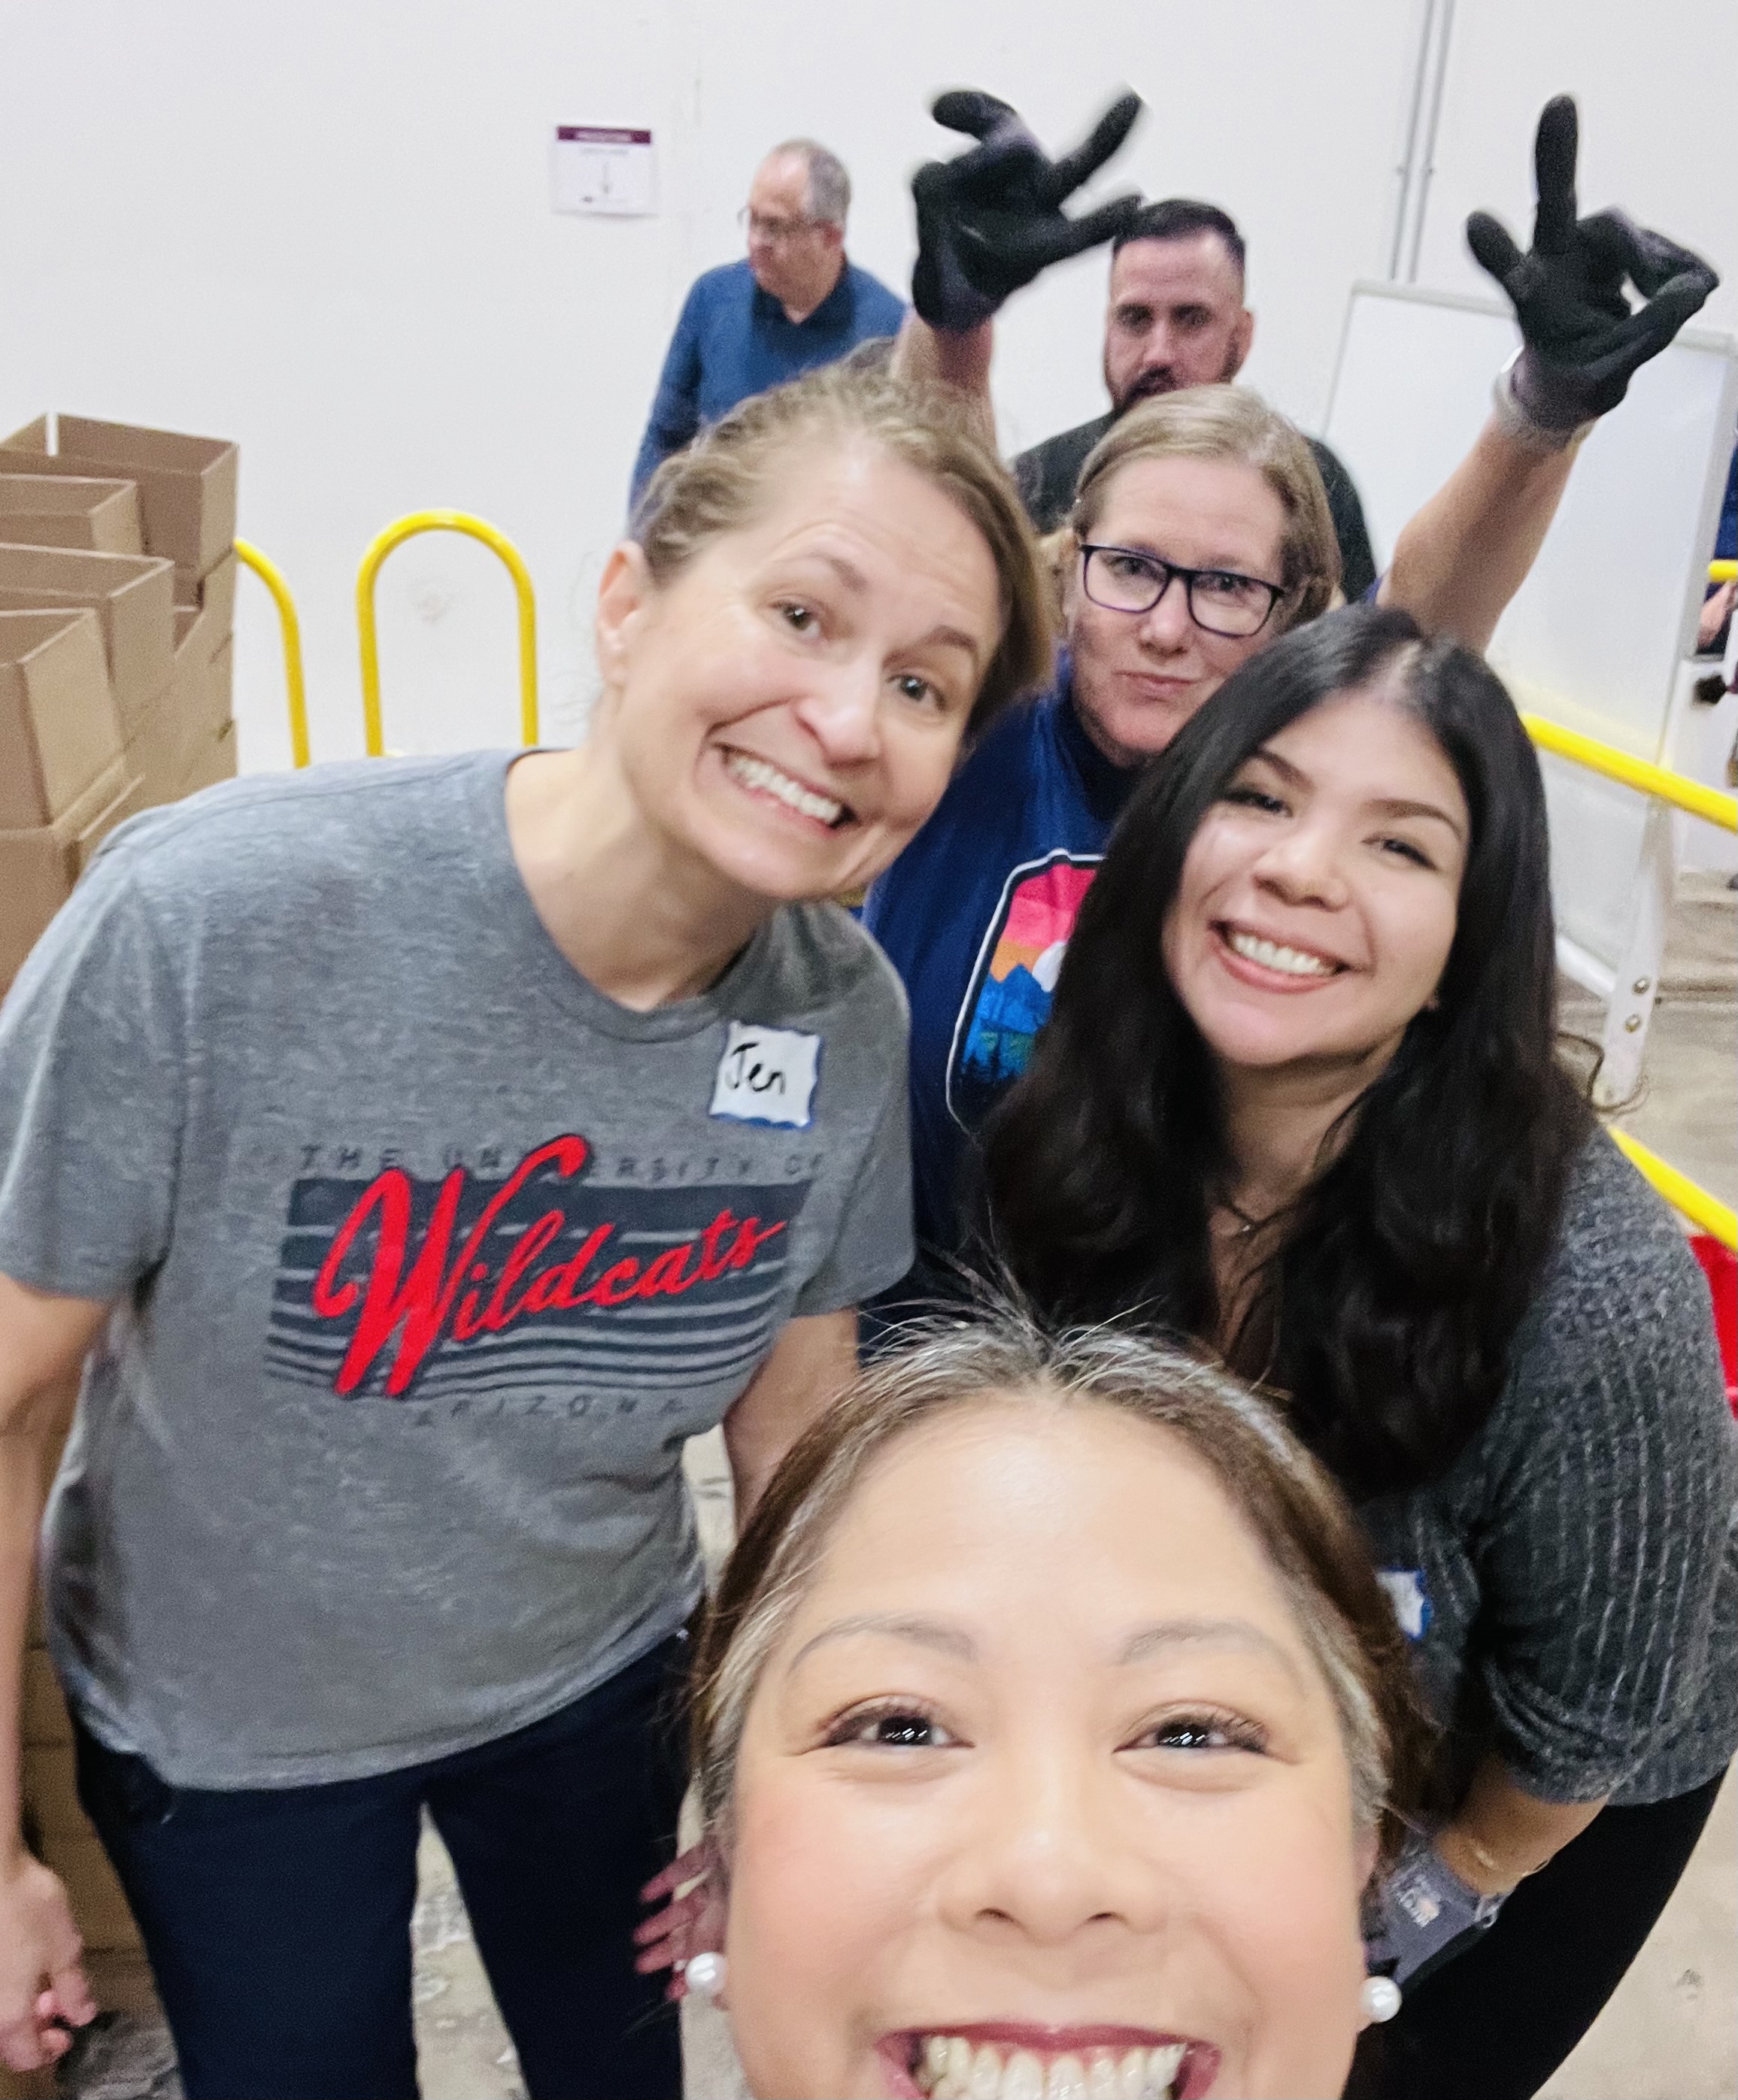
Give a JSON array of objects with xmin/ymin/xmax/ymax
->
[
  {"xmin": 1351, "ymin": 1767, "xmax": 1727, "ymax": 2100},
  {"xmin": 73, "ymin": 1635, "xmax": 689, "ymax": 2100}
]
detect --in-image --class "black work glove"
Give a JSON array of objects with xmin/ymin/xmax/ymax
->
[
  {"xmin": 911, "ymin": 89, "xmax": 1144, "ymax": 333},
  {"xmin": 1467, "ymin": 95, "xmax": 1718, "ymax": 431}
]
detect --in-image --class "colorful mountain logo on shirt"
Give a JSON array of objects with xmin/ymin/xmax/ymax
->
[{"xmin": 947, "ymin": 853, "xmax": 1101, "ymax": 1130}]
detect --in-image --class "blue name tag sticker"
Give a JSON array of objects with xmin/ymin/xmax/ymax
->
[
  {"xmin": 1378, "ymin": 1568, "xmax": 1433, "ymax": 1640},
  {"xmin": 709, "ymin": 1022, "xmax": 822, "ymax": 1129}
]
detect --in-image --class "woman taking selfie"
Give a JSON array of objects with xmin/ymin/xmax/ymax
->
[
  {"xmin": 982, "ymin": 608, "xmax": 1736, "ymax": 2100},
  {"xmin": 0, "ymin": 362, "xmax": 1051, "ymax": 2097},
  {"xmin": 652, "ymin": 1314, "xmax": 1432, "ymax": 2100}
]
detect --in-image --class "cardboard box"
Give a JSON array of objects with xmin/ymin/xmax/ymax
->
[
  {"xmin": 129, "ymin": 608, "xmax": 234, "ymax": 799},
  {"xmin": 179, "ymin": 715, "xmax": 238, "ymax": 798},
  {"xmin": 0, "ymin": 2062, "xmax": 56, "ymax": 2098},
  {"xmin": 21, "ymin": 1743, "xmax": 84, "ymax": 1839},
  {"xmin": 0, "ymin": 760, "xmax": 145, "ymax": 987},
  {"xmin": 2, "ymin": 414, "xmax": 237, "ymax": 583},
  {"xmin": 21, "ymin": 1647, "xmax": 72, "ymax": 1747},
  {"xmin": 0, "ymin": 543, "xmax": 174, "ymax": 734},
  {"xmin": 0, "ymin": 474, "xmax": 143, "ymax": 556},
  {"xmin": 0, "ymin": 609, "xmax": 123, "ymax": 829},
  {"xmin": 34, "ymin": 1831, "xmax": 141, "ymax": 1952},
  {"xmin": 211, "ymin": 635, "xmax": 233, "ymax": 717},
  {"xmin": 172, "ymin": 548, "xmax": 238, "ymax": 656},
  {"xmin": 0, "ymin": 2065, "xmax": 56, "ymax": 2098}
]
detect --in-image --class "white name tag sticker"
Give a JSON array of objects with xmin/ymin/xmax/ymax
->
[
  {"xmin": 1377, "ymin": 1568, "xmax": 1432, "ymax": 1641},
  {"xmin": 709, "ymin": 1021, "xmax": 822, "ymax": 1129}
]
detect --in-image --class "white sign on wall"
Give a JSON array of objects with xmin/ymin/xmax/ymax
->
[{"xmin": 551, "ymin": 126, "xmax": 656, "ymax": 216}]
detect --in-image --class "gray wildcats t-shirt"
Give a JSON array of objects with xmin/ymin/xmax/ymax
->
[{"xmin": 0, "ymin": 754, "xmax": 913, "ymax": 1787}]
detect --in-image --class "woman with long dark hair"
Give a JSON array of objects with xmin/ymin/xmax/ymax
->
[{"xmin": 981, "ymin": 605, "xmax": 1736, "ymax": 2100}]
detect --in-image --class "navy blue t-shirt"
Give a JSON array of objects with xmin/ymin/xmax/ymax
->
[{"xmin": 860, "ymin": 665, "xmax": 1136, "ymax": 1265}]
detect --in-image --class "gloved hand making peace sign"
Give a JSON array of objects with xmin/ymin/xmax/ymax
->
[
  {"xmin": 911, "ymin": 89, "xmax": 1145, "ymax": 334},
  {"xmin": 1468, "ymin": 95, "xmax": 1718, "ymax": 437}
]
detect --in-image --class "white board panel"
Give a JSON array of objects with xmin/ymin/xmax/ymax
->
[{"xmin": 1323, "ymin": 281, "xmax": 1737, "ymax": 972}]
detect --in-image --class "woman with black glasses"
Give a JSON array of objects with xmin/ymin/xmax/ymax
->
[
  {"xmin": 860, "ymin": 377, "xmax": 1577, "ymax": 1305},
  {"xmin": 863, "ymin": 93, "xmax": 1716, "ymax": 1310}
]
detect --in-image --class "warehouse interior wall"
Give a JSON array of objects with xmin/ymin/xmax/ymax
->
[{"xmin": 2, "ymin": 0, "xmax": 1732, "ymax": 770}]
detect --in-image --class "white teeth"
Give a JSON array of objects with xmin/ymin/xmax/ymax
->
[
  {"xmin": 1045, "ymin": 2054, "xmax": 1087, "ymax": 2100},
  {"xmin": 723, "ymin": 750, "xmax": 844, "ymax": 825},
  {"xmin": 1005, "ymin": 2051, "xmax": 1045, "ymax": 2100},
  {"xmin": 1147, "ymin": 2044, "xmax": 1184, "ymax": 2090},
  {"xmin": 969, "ymin": 2042, "xmax": 1004, "ymax": 2099},
  {"xmin": 915, "ymin": 2041, "xmax": 1187, "ymax": 2100},
  {"xmin": 1227, "ymin": 926, "xmax": 1336, "ymax": 977}
]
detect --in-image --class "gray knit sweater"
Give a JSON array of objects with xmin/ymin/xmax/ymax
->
[{"xmin": 1359, "ymin": 1131, "xmax": 1736, "ymax": 1810}]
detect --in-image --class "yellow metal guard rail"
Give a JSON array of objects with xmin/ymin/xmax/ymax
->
[
  {"xmin": 1521, "ymin": 714, "xmax": 1738, "ymax": 834},
  {"xmin": 356, "ymin": 511, "xmax": 538, "ymax": 756},
  {"xmin": 234, "ymin": 539, "xmax": 310, "ymax": 769},
  {"xmin": 1521, "ymin": 714, "xmax": 1736, "ymax": 1248},
  {"xmin": 1611, "ymin": 1131, "xmax": 1737, "ymax": 1250}
]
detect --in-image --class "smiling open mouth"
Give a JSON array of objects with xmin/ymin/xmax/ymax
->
[
  {"xmin": 722, "ymin": 749, "xmax": 853, "ymax": 829},
  {"xmin": 1218, "ymin": 923, "xmax": 1343, "ymax": 979},
  {"xmin": 902, "ymin": 2031, "xmax": 1206, "ymax": 2099}
]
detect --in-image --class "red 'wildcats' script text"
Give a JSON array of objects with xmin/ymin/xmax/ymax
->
[{"xmin": 279, "ymin": 1135, "xmax": 799, "ymax": 1400}]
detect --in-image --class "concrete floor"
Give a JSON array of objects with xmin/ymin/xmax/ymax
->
[{"xmin": 56, "ymin": 876, "xmax": 1738, "ymax": 2100}]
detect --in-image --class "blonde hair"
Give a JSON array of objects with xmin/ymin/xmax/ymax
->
[
  {"xmin": 692, "ymin": 1311, "xmax": 1432, "ymax": 1874},
  {"xmin": 632, "ymin": 362, "xmax": 1055, "ymax": 738},
  {"xmin": 1070, "ymin": 385, "xmax": 1342, "ymax": 629}
]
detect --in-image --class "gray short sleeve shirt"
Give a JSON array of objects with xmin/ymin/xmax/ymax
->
[{"xmin": 0, "ymin": 755, "xmax": 914, "ymax": 1786}]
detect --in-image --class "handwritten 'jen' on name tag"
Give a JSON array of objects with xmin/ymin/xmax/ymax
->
[{"xmin": 708, "ymin": 1021, "xmax": 822, "ymax": 1129}]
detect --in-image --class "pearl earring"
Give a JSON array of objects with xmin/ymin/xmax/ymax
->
[
  {"xmin": 1361, "ymin": 1974, "xmax": 1403, "ymax": 2023},
  {"xmin": 684, "ymin": 1951, "xmax": 727, "ymax": 2001}
]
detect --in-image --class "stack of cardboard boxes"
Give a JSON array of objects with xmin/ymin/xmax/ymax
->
[
  {"xmin": 0, "ymin": 413, "xmax": 239, "ymax": 992},
  {"xmin": 1, "ymin": 417, "xmax": 238, "ymax": 2093}
]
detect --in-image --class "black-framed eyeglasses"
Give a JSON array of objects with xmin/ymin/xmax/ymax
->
[{"xmin": 1078, "ymin": 542, "xmax": 1285, "ymax": 640}]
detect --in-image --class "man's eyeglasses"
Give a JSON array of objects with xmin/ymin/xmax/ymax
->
[
  {"xmin": 738, "ymin": 208, "xmax": 821, "ymax": 244},
  {"xmin": 1078, "ymin": 543, "xmax": 1286, "ymax": 640}
]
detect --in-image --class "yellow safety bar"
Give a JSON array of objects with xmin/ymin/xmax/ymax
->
[
  {"xmin": 1709, "ymin": 559, "xmax": 1736, "ymax": 585},
  {"xmin": 355, "ymin": 511, "xmax": 538, "ymax": 757},
  {"xmin": 1611, "ymin": 1130, "xmax": 1736, "ymax": 1252},
  {"xmin": 1521, "ymin": 715, "xmax": 1737, "ymax": 833},
  {"xmin": 234, "ymin": 538, "xmax": 310, "ymax": 770},
  {"xmin": 1521, "ymin": 714, "xmax": 1736, "ymax": 1249}
]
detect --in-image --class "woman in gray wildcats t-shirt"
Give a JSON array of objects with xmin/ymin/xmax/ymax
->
[
  {"xmin": 0, "ymin": 363, "xmax": 1053, "ymax": 2095},
  {"xmin": 984, "ymin": 605, "xmax": 1736, "ymax": 2100}
]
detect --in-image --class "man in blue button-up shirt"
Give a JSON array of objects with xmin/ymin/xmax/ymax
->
[{"xmin": 628, "ymin": 140, "xmax": 905, "ymax": 508}]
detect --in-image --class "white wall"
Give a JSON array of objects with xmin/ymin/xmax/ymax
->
[
  {"xmin": 1409, "ymin": 0, "xmax": 1737, "ymax": 334},
  {"xmin": 0, "ymin": 0, "xmax": 1730, "ymax": 771}
]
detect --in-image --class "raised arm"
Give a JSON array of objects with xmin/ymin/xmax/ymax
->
[
  {"xmin": 1378, "ymin": 418, "xmax": 1583, "ymax": 650},
  {"xmin": 1379, "ymin": 96, "xmax": 1718, "ymax": 651},
  {"xmin": 890, "ymin": 89, "xmax": 1146, "ymax": 454},
  {"xmin": 889, "ymin": 312, "xmax": 996, "ymax": 446}
]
